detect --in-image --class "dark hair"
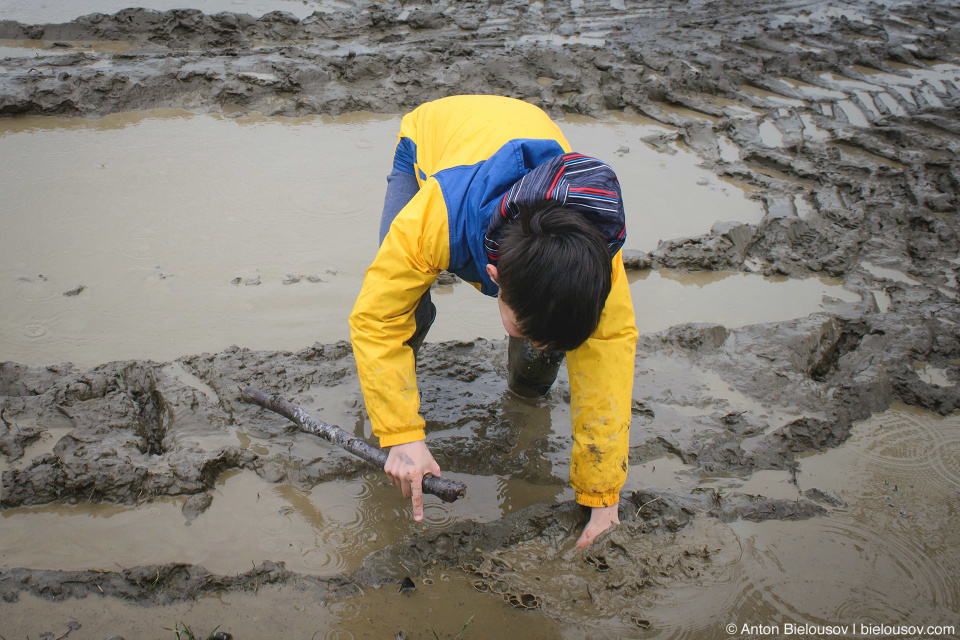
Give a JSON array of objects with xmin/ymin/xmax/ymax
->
[{"xmin": 497, "ymin": 203, "xmax": 612, "ymax": 352}]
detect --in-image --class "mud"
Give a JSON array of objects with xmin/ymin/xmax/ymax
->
[
  {"xmin": 4, "ymin": 408, "xmax": 959, "ymax": 637},
  {"xmin": 6, "ymin": 301, "xmax": 955, "ymax": 509},
  {"xmin": 2, "ymin": 0, "xmax": 960, "ymax": 636},
  {"xmin": 0, "ymin": 0, "xmax": 958, "ymax": 279}
]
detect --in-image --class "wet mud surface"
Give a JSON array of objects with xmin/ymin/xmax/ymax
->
[{"xmin": 2, "ymin": 0, "xmax": 960, "ymax": 637}]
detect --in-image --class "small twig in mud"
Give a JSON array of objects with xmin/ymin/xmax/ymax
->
[
  {"xmin": 52, "ymin": 621, "xmax": 81, "ymax": 640},
  {"xmin": 241, "ymin": 387, "xmax": 466, "ymax": 502},
  {"xmin": 635, "ymin": 496, "xmax": 662, "ymax": 516},
  {"xmin": 455, "ymin": 614, "xmax": 476, "ymax": 638},
  {"xmin": 711, "ymin": 488, "xmax": 723, "ymax": 508},
  {"xmin": 163, "ymin": 621, "xmax": 195, "ymax": 640}
]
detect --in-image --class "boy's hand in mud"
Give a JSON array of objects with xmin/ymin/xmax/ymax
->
[
  {"xmin": 575, "ymin": 504, "xmax": 620, "ymax": 551},
  {"xmin": 384, "ymin": 440, "xmax": 441, "ymax": 522}
]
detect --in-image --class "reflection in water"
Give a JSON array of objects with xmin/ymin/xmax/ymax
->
[
  {"xmin": 628, "ymin": 405, "xmax": 960, "ymax": 638},
  {"xmin": 913, "ymin": 361, "xmax": 954, "ymax": 388},
  {"xmin": 495, "ymin": 392, "xmax": 570, "ymax": 512}
]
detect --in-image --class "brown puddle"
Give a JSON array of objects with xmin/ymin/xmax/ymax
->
[
  {"xmin": 626, "ymin": 270, "xmax": 859, "ymax": 334},
  {"xmin": 776, "ymin": 76, "xmax": 846, "ymax": 100},
  {"xmin": 2, "ymin": 574, "xmax": 566, "ymax": 639},
  {"xmin": 615, "ymin": 405, "xmax": 960, "ymax": 638},
  {"xmin": 430, "ymin": 269, "xmax": 858, "ymax": 344},
  {"xmin": 698, "ymin": 94, "xmax": 766, "ymax": 119},
  {"xmin": 1, "ymin": 109, "xmax": 769, "ymax": 367},
  {"xmin": 0, "ymin": 39, "xmax": 132, "ymax": 56},
  {"xmin": 0, "ymin": 469, "xmax": 571, "ymax": 576}
]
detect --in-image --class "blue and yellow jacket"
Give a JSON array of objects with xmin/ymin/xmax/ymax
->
[{"xmin": 349, "ymin": 96, "xmax": 638, "ymax": 508}]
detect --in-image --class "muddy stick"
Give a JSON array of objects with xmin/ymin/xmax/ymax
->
[{"xmin": 240, "ymin": 387, "xmax": 467, "ymax": 503}]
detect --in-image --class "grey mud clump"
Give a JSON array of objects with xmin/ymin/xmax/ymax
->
[
  {"xmin": 0, "ymin": 560, "xmax": 297, "ymax": 605},
  {"xmin": 2, "ymin": 0, "xmax": 960, "ymax": 627}
]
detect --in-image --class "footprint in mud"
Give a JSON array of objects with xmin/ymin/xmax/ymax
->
[
  {"xmin": 231, "ymin": 271, "xmax": 334, "ymax": 285},
  {"xmin": 282, "ymin": 274, "xmax": 325, "ymax": 284}
]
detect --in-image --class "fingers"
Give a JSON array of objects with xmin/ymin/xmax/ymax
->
[
  {"xmin": 575, "ymin": 524, "xmax": 598, "ymax": 551},
  {"xmin": 383, "ymin": 442, "xmax": 441, "ymax": 522},
  {"xmin": 576, "ymin": 505, "xmax": 621, "ymax": 551},
  {"xmin": 384, "ymin": 463, "xmax": 403, "ymax": 493},
  {"xmin": 411, "ymin": 477, "xmax": 424, "ymax": 522}
]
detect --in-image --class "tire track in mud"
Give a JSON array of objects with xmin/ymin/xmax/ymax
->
[{"xmin": 4, "ymin": 1, "xmax": 955, "ymax": 284}]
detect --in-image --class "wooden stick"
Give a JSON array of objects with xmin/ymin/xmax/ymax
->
[{"xmin": 240, "ymin": 387, "xmax": 467, "ymax": 503}]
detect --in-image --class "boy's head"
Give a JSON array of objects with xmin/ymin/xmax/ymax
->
[{"xmin": 487, "ymin": 203, "xmax": 612, "ymax": 352}]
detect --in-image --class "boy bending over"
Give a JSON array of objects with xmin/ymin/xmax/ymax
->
[{"xmin": 349, "ymin": 95, "xmax": 637, "ymax": 549}]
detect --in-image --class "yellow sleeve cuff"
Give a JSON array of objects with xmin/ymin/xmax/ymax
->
[
  {"xmin": 575, "ymin": 490, "xmax": 623, "ymax": 509},
  {"xmin": 378, "ymin": 429, "xmax": 427, "ymax": 449}
]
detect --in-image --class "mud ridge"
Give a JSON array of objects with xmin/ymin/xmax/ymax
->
[
  {"xmin": 0, "ymin": 560, "xmax": 301, "ymax": 605},
  {"xmin": 3, "ymin": 299, "xmax": 957, "ymax": 510}
]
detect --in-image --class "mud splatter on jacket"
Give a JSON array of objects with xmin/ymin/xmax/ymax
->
[{"xmin": 349, "ymin": 95, "xmax": 638, "ymax": 508}]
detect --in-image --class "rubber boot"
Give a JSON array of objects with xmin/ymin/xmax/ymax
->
[
  {"xmin": 507, "ymin": 335, "xmax": 565, "ymax": 398},
  {"xmin": 405, "ymin": 291, "xmax": 437, "ymax": 359}
]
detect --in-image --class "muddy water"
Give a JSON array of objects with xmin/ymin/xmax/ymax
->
[
  {"xmin": 0, "ymin": 469, "xmax": 570, "ymax": 576},
  {"xmin": 614, "ymin": 405, "xmax": 960, "ymax": 639},
  {"xmin": 430, "ymin": 269, "xmax": 860, "ymax": 343},
  {"xmin": 4, "ymin": 405, "xmax": 956, "ymax": 639},
  {"xmin": 0, "ymin": 38, "xmax": 132, "ymax": 56},
  {"xmin": 4, "ymin": 575, "xmax": 566, "ymax": 639},
  {"xmin": 1, "ymin": 110, "xmax": 777, "ymax": 367}
]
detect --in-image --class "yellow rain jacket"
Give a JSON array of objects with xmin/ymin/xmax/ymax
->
[{"xmin": 350, "ymin": 96, "xmax": 638, "ymax": 508}]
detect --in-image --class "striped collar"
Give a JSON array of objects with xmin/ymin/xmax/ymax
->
[{"xmin": 483, "ymin": 153, "xmax": 626, "ymax": 263}]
